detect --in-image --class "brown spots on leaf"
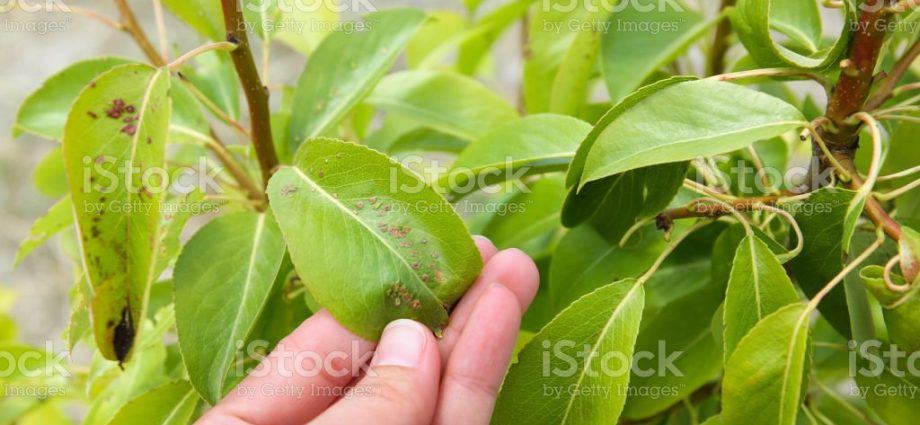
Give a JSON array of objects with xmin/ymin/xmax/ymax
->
[
  {"xmin": 121, "ymin": 124, "xmax": 137, "ymax": 136},
  {"xmin": 386, "ymin": 282, "xmax": 422, "ymax": 310},
  {"xmin": 280, "ymin": 185, "xmax": 298, "ymax": 197},
  {"xmin": 146, "ymin": 136, "xmax": 152, "ymax": 145},
  {"xmin": 106, "ymin": 99, "xmax": 128, "ymax": 119},
  {"xmin": 87, "ymin": 111, "xmax": 98, "ymax": 119},
  {"xmin": 355, "ymin": 201, "xmax": 365, "ymax": 210},
  {"xmin": 434, "ymin": 271, "xmax": 447, "ymax": 284}
]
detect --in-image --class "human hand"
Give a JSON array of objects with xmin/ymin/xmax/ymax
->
[{"xmin": 199, "ymin": 236, "xmax": 539, "ymax": 425}]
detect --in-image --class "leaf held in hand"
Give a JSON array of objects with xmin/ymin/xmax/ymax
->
[{"xmin": 267, "ymin": 138, "xmax": 483, "ymax": 340}]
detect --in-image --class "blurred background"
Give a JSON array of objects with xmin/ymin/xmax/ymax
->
[
  {"xmin": 0, "ymin": 0, "xmax": 524, "ymax": 348},
  {"xmin": 0, "ymin": 0, "xmax": 841, "ymax": 350}
]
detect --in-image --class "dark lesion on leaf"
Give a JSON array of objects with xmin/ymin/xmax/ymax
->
[{"xmin": 113, "ymin": 303, "xmax": 135, "ymax": 369}]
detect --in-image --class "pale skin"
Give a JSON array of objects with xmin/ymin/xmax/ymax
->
[{"xmin": 199, "ymin": 236, "xmax": 540, "ymax": 425}]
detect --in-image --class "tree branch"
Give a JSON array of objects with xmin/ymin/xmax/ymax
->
[
  {"xmin": 220, "ymin": 0, "xmax": 279, "ymax": 188},
  {"xmin": 821, "ymin": 0, "xmax": 891, "ymax": 148},
  {"xmin": 655, "ymin": 194, "xmax": 783, "ymax": 231},
  {"xmin": 865, "ymin": 37, "xmax": 920, "ymax": 111},
  {"xmin": 113, "ymin": 0, "xmax": 166, "ymax": 67}
]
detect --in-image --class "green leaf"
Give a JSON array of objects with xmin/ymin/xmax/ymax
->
[
  {"xmin": 856, "ymin": 359, "xmax": 920, "ymax": 425},
  {"xmin": 622, "ymin": 261, "xmax": 723, "ymax": 420},
  {"xmin": 162, "ymin": 0, "xmax": 224, "ymax": 41},
  {"xmin": 860, "ymin": 266, "xmax": 920, "ymax": 352},
  {"xmin": 492, "ymin": 279, "xmax": 645, "ymax": 424},
  {"xmin": 62, "ymin": 64, "xmax": 171, "ymax": 363},
  {"xmin": 566, "ymin": 76, "xmax": 696, "ymax": 188},
  {"xmin": 601, "ymin": 1, "xmax": 716, "ymax": 103},
  {"xmin": 454, "ymin": 0, "xmax": 534, "ymax": 74},
  {"xmin": 168, "ymin": 79, "xmax": 210, "ymax": 145},
  {"xmin": 731, "ymin": 0, "xmax": 856, "ymax": 69},
  {"xmin": 288, "ymin": 9, "xmax": 426, "ymax": 150},
  {"xmin": 481, "ymin": 176, "xmax": 566, "ymax": 257},
  {"xmin": 770, "ymin": 0, "xmax": 822, "ymax": 53},
  {"xmin": 32, "ymin": 147, "xmax": 68, "ymax": 197},
  {"xmin": 0, "ymin": 343, "xmax": 56, "ymax": 383},
  {"xmin": 182, "ymin": 51, "xmax": 240, "ymax": 121},
  {"xmin": 549, "ymin": 225, "xmax": 665, "ymax": 312},
  {"xmin": 722, "ymin": 303, "xmax": 810, "ymax": 425},
  {"xmin": 447, "ymin": 114, "xmax": 591, "ymax": 198},
  {"xmin": 108, "ymin": 381, "xmax": 199, "ymax": 425},
  {"xmin": 154, "ymin": 191, "xmax": 205, "ymax": 277},
  {"xmin": 723, "ymin": 234, "xmax": 800, "ymax": 362},
  {"xmin": 82, "ymin": 307, "xmax": 175, "ymax": 425},
  {"xmin": 562, "ymin": 163, "xmax": 688, "ymax": 241},
  {"xmin": 523, "ymin": 0, "xmax": 610, "ymax": 114},
  {"xmin": 579, "ymin": 79, "xmax": 806, "ymax": 188},
  {"xmin": 14, "ymin": 195, "xmax": 72, "ymax": 266},
  {"xmin": 365, "ymin": 70, "xmax": 518, "ymax": 141},
  {"xmin": 406, "ymin": 11, "xmax": 469, "ymax": 68},
  {"xmin": 786, "ymin": 187, "xmax": 856, "ymax": 338},
  {"xmin": 267, "ymin": 138, "xmax": 483, "ymax": 340},
  {"xmin": 14, "ymin": 57, "xmax": 132, "ymax": 140},
  {"xmin": 174, "ymin": 212, "xmax": 286, "ymax": 405},
  {"xmin": 242, "ymin": 0, "xmax": 337, "ymax": 55}
]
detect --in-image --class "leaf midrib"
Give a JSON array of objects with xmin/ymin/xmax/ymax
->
[
  {"xmin": 214, "ymin": 213, "xmax": 267, "ymax": 395},
  {"xmin": 584, "ymin": 120, "xmax": 804, "ymax": 186},
  {"xmin": 559, "ymin": 280, "xmax": 641, "ymax": 424},
  {"xmin": 287, "ymin": 166, "xmax": 442, "ymax": 304}
]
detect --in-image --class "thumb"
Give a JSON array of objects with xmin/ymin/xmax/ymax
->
[{"xmin": 311, "ymin": 320, "xmax": 441, "ymax": 425}]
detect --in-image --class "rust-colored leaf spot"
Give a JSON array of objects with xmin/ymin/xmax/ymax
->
[
  {"xmin": 87, "ymin": 111, "xmax": 98, "ymax": 119},
  {"xmin": 121, "ymin": 124, "xmax": 137, "ymax": 136},
  {"xmin": 106, "ymin": 98, "xmax": 127, "ymax": 119}
]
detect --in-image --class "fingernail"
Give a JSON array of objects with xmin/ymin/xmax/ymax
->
[{"xmin": 373, "ymin": 319, "xmax": 428, "ymax": 368}]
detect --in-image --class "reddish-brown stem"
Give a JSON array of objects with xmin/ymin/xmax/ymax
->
[
  {"xmin": 656, "ymin": 195, "xmax": 783, "ymax": 230},
  {"xmin": 822, "ymin": 0, "xmax": 891, "ymax": 147},
  {"xmin": 865, "ymin": 37, "xmax": 920, "ymax": 110},
  {"xmin": 841, "ymin": 158, "xmax": 903, "ymax": 241},
  {"xmin": 113, "ymin": 0, "xmax": 166, "ymax": 67},
  {"xmin": 220, "ymin": 0, "xmax": 279, "ymax": 188}
]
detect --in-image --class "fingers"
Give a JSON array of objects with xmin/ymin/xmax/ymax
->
[
  {"xmin": 434, "ymin": 283, "xmax": 523, "ymax": 425},
  {"xmin": 311, "ymin": 320, "xmax": 442, "ymax": 425},
  {"xmin": 473, "ymin": 235, "xmax": 499, "ymax": 264},
  {"xmin": 200, "ymin": 310, "xmax": 375, "ymax": 425},
  {"xmin": 439, "ymin": 247, "xmax": 539, "ymax": 360}
]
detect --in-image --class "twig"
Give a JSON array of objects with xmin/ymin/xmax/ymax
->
[
  {"xmin": 168, "ymin": 41, "xmax": 237, "ymax": 72},
  {"xmin": 805, "ymin": 122, "xmax": 853, "ymax": 181},
  {"xmin": 151, "ymin": 0, "xmax": 169, "ymax": 62},
  {"xmin": 68, "ymin": 6, "xmax": 123, "ymax": 30},
  {"xmin": 656, "ymin": 194, "xmax": 782, "ymax": 224},
  {"xmin": 875, "ymin": 177, "xmax": 920, "ymax": 201},
  {"xmin": 639, "ymin": 222, "xmax": 708, "ymax": 284},
  {"xmin": 178, "ymin": 78, "xmax": 251, "ymax": 137},
  {"xmin": 220, "ymin": 0, "xmax": 279, "ymax": 187},
  {"xmin": 114, "ymin": 0, "xmax": 166, "ymax": 67},
  {"xmin": 865, "ymin": 37, "xmax": 920, "ymax": 110},
  {"xmin": 878, "ymin": 164, "xmax": 920, "ymax": 181},
  {"xmin": 807, "ymin": 229, "xmax": 885, "ymax": 310},
  {"xmin": 841, "ymin": 158, "xmax": 903, "ymax": 241},
  {"xmin": 710, "ymin": 68, "xmax": 833, "ymax": 98}
]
